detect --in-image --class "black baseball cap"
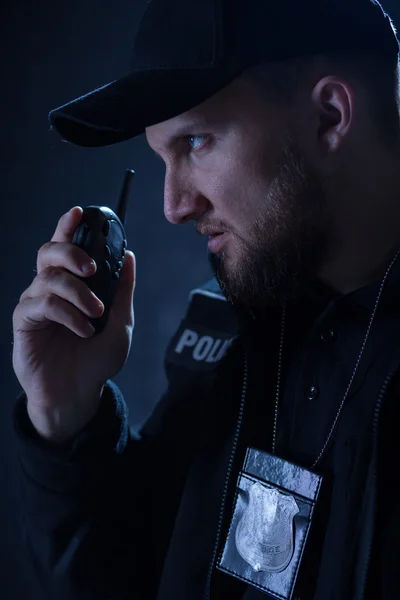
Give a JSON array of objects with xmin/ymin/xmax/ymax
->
[{"xmin": 49, "ymin": 0, "xmax": 399, "ymax": 148}]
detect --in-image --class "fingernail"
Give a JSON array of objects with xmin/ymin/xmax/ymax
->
[
  {"xmin": 82, "ymin": 260, "xmax": 96, "ymax": 273},
  {"xmin": 69, "ymin": 206, "xmax": 82, "ymax": 215}
]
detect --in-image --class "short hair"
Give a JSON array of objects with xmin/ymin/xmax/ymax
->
[{"xmin": 246, "ymin": 52, "xmax": 400, "ymax": 147}]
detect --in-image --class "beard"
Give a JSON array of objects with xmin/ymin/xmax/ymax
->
[{"xmin": 213, "ymin": 137, "xmax": 330, "ymax": 309}]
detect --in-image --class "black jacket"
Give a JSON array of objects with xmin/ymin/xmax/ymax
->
[{"xmin": 13, "ymin": 277, "xmax": 400, "ymax": 600}]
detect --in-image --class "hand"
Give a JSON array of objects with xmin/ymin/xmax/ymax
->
[{"xmin": 12, "ymin": 207, "xmax": 136, "ymax": 442}]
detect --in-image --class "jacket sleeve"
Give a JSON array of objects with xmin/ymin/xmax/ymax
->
[
  {"xmin": 13, "ymin": 370, "xmax": 213, "ymax": 600},
  {"xmin": 13, "ymin": 277, "xmax": 239, "ymax": 600},
  {"xmin": 368, "ymin": 378, "xmax": 400, "ymax": 600}
]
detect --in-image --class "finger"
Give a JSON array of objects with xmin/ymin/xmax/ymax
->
[
  {"xmin": 20, "ymin": 267, "xmax": 104, "ymax": 319},
  {"xmin": 36, "ymin": 241, "xmax": 97, "ymax": 277},
  {"xmin": 122, "ymin": 250, "xmax": 136, "ymax": 295},
  {"xmin": 110, "ymin": 251, "xmax": 136, "ymax": 327},
  {"xmin": 14, "ymin": 294, "xmax": 96, "ymax": 339},
  {"xmin": 51, "ymin": 207, "xmax": 83, "ymax": 244}
]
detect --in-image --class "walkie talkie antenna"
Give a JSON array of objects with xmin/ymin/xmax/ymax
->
[{"xmin": 117, "ymin": 169, "xmax": 135, "ymax": 225}]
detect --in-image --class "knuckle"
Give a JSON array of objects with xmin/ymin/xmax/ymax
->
[
  {"xmin": 12, "ymin": 303, "xmax": 21, "ymax": 324},
  {"xmin": 42, "ymin": 293, "xmax": 59, "ymax": 310},
  {"xmin": 36, "ymin": 241, "xmax": 55, "ymax": 272},
  {"xmin": 40, "ymin": 265, "xmax": 63, "ymax": 286},
  {"xmin": 38, "ymin": 241, "xmax": 54, "ymax": 256},
  {"xmin": 19, "ymin": 288, "xmax": 28, "ymax": 304}
]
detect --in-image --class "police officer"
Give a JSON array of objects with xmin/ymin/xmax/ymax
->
[{"xmin": 11, "ymin": 0, "xmax": 400, "ymax": 598}]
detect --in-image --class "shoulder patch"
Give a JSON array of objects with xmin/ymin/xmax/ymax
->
[{"xmin": 165, "ymin": 278, "xmax": 239, "ymax": 372}]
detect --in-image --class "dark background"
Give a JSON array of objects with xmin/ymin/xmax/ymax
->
[{"xmin": 1, "ymin": 1, "xmax": 399, "ymax": 597}]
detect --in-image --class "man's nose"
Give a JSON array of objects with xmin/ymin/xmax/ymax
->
[{"xmin": 164, "ymin": 173, "xmax": 209, "ymax": 225}]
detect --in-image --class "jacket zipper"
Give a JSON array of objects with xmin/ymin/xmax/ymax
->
[
  {"xmin": 204, "ymin": 352, "xmax": 249, "ymax": 600},
  {"xmin": 356, "ymin": 361, "xmax": 400, "ymax": 600}
]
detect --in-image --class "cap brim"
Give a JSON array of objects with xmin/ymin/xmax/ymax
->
[{"xmin": 49, "ymin": 66, "xmax": 243, "ymax": 147}]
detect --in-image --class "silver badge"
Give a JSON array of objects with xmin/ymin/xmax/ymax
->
[{"xmin": 235, "ymin": 482, "xmax": 300, "ymax": 573}]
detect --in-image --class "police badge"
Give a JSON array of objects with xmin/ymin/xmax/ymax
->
[
  {"xmin": 235, "ymin": 482, "xmax": 300, "ymax": 573},
  {"xmin": 217, "ymin": 448, "xmax": 322, "ymax": 600}
]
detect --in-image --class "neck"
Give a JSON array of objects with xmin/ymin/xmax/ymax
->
[{"xmin": 318, "ymin": 149, "xmax": 400, "ymax": 295}]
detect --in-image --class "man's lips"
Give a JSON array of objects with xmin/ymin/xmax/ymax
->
[
  {"xmin": 199, "ymin": 228, "xmax": 225, "ymax": 237},
  {"xmin": 207, "ymin": 232, "xmax": 229, "ymax": 253}
]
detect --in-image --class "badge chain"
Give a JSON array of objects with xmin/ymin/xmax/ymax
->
[{"xmin": 272, "ymin": 248, "xmax": 400, "ymax": 470}]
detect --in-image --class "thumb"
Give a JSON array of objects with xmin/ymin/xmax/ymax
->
[{"xmin": 110, "ymin": 250, "xmax": 136, "ymax": 326}]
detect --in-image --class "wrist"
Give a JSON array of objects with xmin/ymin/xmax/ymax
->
[{"xmin": 26, "ymin": 387, "xmax": 104, "ymax": 444}]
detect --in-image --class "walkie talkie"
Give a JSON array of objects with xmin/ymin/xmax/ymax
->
[{"xmin": 72, "ymin": 169, "xmax": 135, "ymax": 334}]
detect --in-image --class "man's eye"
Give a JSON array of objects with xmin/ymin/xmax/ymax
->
[{"xmin": 187, "ymin": 135, "xmax": 209, "ymax": 151}]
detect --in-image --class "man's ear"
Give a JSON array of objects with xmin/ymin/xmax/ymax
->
[{"xmin": 312, "ymin": 76, "xmax": 354, "ymax": 153}]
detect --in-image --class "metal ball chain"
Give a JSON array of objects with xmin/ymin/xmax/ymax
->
[{"xmin": 272, "ymin": 247, "xmax": 400, "ymax": 470}]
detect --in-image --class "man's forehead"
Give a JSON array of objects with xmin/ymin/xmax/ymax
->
[
  {"xmin": 145, "ymin": 76, "xmax": 249, "ymax": 146},
  {"xmin": 144, "ymin": 73, "xmax": 270, "ymax": 154},
  {"xmin": 147, "ymin": 109, "xmax": 210, "ymax": 133}
]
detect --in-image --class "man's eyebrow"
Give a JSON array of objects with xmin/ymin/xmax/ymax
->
[{"xmin": 152, "ymin": 119, "xmax": 216, "ymax": 160}]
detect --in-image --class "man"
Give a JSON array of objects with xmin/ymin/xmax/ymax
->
[{"xmin": 11, "ymin": 0, "xmax": 400, "ymax": 598}]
